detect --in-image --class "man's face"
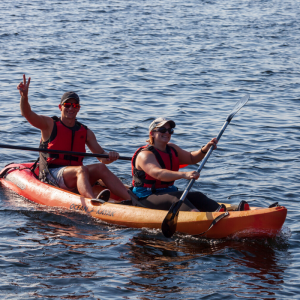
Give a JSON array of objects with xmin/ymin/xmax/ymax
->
[{"xmin": 59, "ymin": 98, "xmax": 80, "ymax": 119}]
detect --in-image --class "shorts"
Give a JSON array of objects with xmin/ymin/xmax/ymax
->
[{"xmin": 46, "ymin": 167, "xmax": 76, "ymax": 192}]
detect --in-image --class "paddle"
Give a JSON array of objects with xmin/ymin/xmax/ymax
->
[
  {"xmin": 161, "ymin": 94, "xmax": 250, "ymax": 238},
  {"xmin": 0, "ymin": 144, "xmax": 190, "ymax": 168},
  {"xmin": 0, "ymin": 144, "xmax": 132, "ymax": 161}
]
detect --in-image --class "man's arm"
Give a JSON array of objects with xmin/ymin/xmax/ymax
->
[
  {"xmin": 17, "ymin": 74, "xmax": 53, "ymax": 140},
  {"xmin": 86, "ymin": 129, "xmax": 119, "ymax": 164}
]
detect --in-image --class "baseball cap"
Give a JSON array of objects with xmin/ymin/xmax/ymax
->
[
  {"xmin": 149, "ymin": 117, "xmax": 176, "ymax": 132},
  {"xmin": 60, "ymin": 92, "xmax": 80, "ymax": 104}
]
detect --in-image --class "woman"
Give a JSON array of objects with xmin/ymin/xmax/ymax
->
[{"xmin": 130, "ymin": 117, "xmax": 224, "ymax": 212}]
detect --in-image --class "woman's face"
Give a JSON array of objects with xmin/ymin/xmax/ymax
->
[{"xmin": 151, "ymin": 122, "xmax": 173, "ymax": 144}]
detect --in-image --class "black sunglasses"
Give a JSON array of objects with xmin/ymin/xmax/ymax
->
[{"xmin": 153, "ymin": 127, "xmax": 174, "ymax": 134}]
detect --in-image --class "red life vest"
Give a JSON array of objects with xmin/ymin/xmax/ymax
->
[
  {"xmin": 131, "ymin": 145, "xmax": 179, "ymax": 190},
  {"xmin": 39, "ymin": 117, "xmax": 87, "ymax": 171}
]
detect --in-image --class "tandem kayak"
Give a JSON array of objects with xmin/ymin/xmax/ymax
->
[{"xmin": 0, "ymin": 162, "xmax": 287, "ymax": 239}]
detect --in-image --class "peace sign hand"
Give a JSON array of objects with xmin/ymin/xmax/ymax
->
[{"xmin": 17, "ymin": 74, "xmax": 31, "ymax": 98}]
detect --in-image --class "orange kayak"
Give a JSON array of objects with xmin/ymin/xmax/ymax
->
[{"xmin": 0, "ymin": 163, "xmax": 287, "ymax": 239}]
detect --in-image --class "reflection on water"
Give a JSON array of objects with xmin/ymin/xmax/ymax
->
[
  {"xmin": 0, "ymin": 209, "xmax": 129, "ymax": 298},
  {"xmin": 122, "ymin": 232, "xmax": 290, "ymax": 297}
]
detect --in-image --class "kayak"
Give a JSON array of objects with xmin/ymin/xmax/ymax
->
[{"xmin": 0, "ymin": 162, "xmax": 287, "ymax": 239}]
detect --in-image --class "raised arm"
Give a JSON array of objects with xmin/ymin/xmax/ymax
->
[
  {"xmin": 17, "ymin": 74, "xmax": 53, "ymax": 136},
  {"xmin": 86, "ymin": 129, "xmax": 119, "ymax": 164},
  {"xmin": 136, "ymin": 150, "xmax": 200, "ymax": 182}
]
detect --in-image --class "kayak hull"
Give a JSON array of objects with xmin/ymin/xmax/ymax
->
[{"xmin": 0, "ymin": 163, "xmax": 287, "ymax": 239}]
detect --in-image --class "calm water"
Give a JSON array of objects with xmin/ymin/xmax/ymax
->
[{"xmin": 0, "ymin": 0, "xmax": 299, "ymax": 299}]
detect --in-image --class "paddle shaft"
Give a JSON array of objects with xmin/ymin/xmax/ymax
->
[
  {"xmin": 0, "ymin": 144, "xmax": 193, "ymax": 168},
  {"xmin": 171, "ymin": 94, "xmax": 250, "ymax": 207},
  {"xmin": 0, "ymin": 144, "xmax": 132, "ymax": 161},
  {"xmin": 179, "ymin": 119, "xmax": 230, "ymax": 203},
  {"xmin": 161, "ymin": 94, "xmax": 250, "ymax": 238}
]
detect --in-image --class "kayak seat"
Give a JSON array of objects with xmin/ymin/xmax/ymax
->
[
  {"xmin": 97, "ymin": 189, "xmax": 111, "ymax": 201},
  {"xmin": 215, "ymin": 204, "xmax": 227, "ymax": 212},
  {"xmin": 91, "ymin": 189, "xmax": 111, "ymax": 204},
  {"xmin": 236, "ymin": 200, "xmax": 250, "ymax": 211}
]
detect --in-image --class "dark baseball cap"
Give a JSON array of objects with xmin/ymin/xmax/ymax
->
[
  {"xmin": 149, "ymin": 117, "xmax": 176, "ymax": 132},
  {"xmin": 60, "ymin": 91, "xmax": 80, "ymax": 104}
]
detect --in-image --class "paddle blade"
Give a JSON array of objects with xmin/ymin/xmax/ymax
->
[
  {"xmin": 179, "ymin": 164, "xmax": 188, "ymax": 168},
  {"xmin": 161, "ymin": 200, "xmax": 182, "ymax": 238},
  {"xmin": 227, "ymin": 94, "xmax": 250, "ymax": 122}
]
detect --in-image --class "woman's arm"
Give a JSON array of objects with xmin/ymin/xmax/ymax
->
[
  {"xmin": 169, "ymin": 138, "xmax": 218, "ymax": 165},
  {"xmin": 136, "ymin": 150, "xmax": 200, "ymax": 181}
]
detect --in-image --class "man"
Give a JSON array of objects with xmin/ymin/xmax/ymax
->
[{"xmin": 17, "ymin": 74, "xmax": 131, "ymax": 201}]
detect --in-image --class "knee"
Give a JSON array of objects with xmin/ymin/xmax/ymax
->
[
  {"xmin": 93, "ymin": 163, "xmax": 109, "ymax": 176},
  {"xmin": 98, "ymin": 163, "xmax": 108, "ymax": 172},
  {"xmin": 91, "ymin": 163, "xmax": 110, "ymax": 178},
  {"xmin": 76, "ymin": 166, "xmax": 89, "ymax": 177},
  {"xmin": 168, "ymin": 195, "xmax": 180, "ymax": 205}
]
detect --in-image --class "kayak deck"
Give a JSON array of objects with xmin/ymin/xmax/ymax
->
[{"xmin": 0, "ymin": 163, "xmax": 287, "ymax": 239}]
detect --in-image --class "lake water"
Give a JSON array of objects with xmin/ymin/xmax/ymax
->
[{"xmin": 0, "ymin": 0, "xmax": 299, "ymax": 299}]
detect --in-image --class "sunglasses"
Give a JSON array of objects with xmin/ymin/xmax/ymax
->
[
  {"xmin": 153, "ymin": 127, "xmax": 174, "ymax": 134},
  {"xmin": 62, "ymin": 102, "xmax": 80, "ymax": 109}
]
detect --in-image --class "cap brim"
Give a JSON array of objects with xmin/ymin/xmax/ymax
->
[
  {"xmin": 157, "ymin": 120, "xmax": 176, "ymax": 128},
  {"xmin": 61, "ymin": 97, "xmax": 79, "ymax": 104}
]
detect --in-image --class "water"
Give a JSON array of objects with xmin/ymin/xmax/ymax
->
[{"xmin": 0, "ymin": 0, "xmax": 299, "ymax": 298}]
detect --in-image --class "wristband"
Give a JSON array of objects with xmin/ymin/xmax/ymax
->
[{"xmin": 201, "ymin": 146, "xmax": 207, "ymax": 154}]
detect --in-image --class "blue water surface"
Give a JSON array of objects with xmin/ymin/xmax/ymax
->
[{"xmin": 0, "ymin": 0, "xmax": 299, "ymax": 299}]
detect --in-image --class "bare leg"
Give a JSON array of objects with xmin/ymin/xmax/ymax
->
[
  {"xmin": 63, "ymin": 165, "xmax": 94, "ymax": 198},
  {"xmin": 86, "ymin": 164, "xmax": 130, "ymax": 200},
  {"xmin": 62, "ymin": 164, "xmax": 130, "ymax": 200}
]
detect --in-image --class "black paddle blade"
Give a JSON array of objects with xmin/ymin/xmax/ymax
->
[
  {"xmin": 161, "ymin": 200, "xmax": 182, "ymax": 238},
  {"xmin": 227, "ymin": 94, "xmax": 250, "ymax": 122}
]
